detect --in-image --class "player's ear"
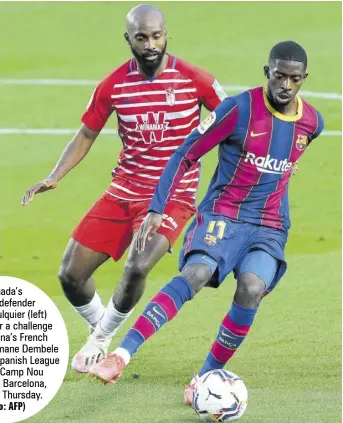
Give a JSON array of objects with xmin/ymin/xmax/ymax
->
[
  {"xmin": 124, "ymin": 32, "xmax": 131, "ymax": 45},
  {"xmin": 264, "ymin": 65, "xmax": 270, "ymax": 79},
  {"xmin": 303, "ymin": 72, "xmax": 308, "ymax": 80}
]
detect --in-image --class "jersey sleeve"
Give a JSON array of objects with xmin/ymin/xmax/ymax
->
[
  {"xmin": 193, "ymin": 67, "xmax": 227, "ymax": 111},
  {"xmin": 310, "ymin": 110, "xmax": 325, "ymax": 142},
  {"xmin": 148, "ymin": 97, "xmax": 239, "ymax": 214},
  {"xmin": 81, "ymin": 76, "xmax": 114, "ymax": 131}
]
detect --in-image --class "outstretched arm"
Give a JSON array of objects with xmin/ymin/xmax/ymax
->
[
  {"xmin": 22, "ymin": 74, "xmax": 114, "ymax": 206},
  {"xmin": 21, "ymin": 125, "xmax": 99, "ymax": 205}
]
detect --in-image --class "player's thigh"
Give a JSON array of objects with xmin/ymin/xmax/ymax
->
[
  {"xmin": 60, "ymin": 238, "xmax": 109, "ymax": 281},
  {"xmin": 72, "ymin": 193, "xmax": 134, "ymax": 261},
  {"xmin": 179, "ymin": 212, "xmax": 246, "ymax": 287},
  {"xmin": 158, "ymin": 201, "xmax": 195, "ymax": 248},
  {"xmin": 235, "ymin": 249, "xmax": 278, "ymax": 292},
  {"xmin": 133, "ymin": 199, "xmax": 195, "ymax": 250},
  {"xmin": 239, "ymin": 225, "xmax": 288, "ymax": 295},
  {"xmin": 125, "ymin": 200, "xmax": 194, "ymax": 275}
]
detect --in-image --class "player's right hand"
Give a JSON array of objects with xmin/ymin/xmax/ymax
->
[
  {"xmin": 136, "ymin": 212, "xmax": 163, "ymax": 254},
  {"xmin": 21, "ymin": 178, "xmax": 58, "ymax": 206},
  {"xmin": 292, "ymin": 160, "xmax": 299, "ymax": 175}
]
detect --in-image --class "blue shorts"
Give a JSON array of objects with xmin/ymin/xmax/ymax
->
[{"xmin": 179, "ymin": 211, "xmax": 288, "ymax": 293}]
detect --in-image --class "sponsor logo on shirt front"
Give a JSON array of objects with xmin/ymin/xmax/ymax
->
[
  {"xmin": 244, "ymin": 152, "xmax": 293, "ymax": 174},
  {"xmin": 135, "ymin": 111, "xmax": 169, "ymax": 144}
]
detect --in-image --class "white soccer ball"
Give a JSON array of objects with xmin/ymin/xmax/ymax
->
[{"xmin": 192, "ymin": 369, "xmax": 248, "ymax": 422}]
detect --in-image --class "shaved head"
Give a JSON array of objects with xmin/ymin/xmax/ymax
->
[
  {"xmin": 126, "ymin": 4, "xmax": 165, "ymax": 35},
  {"xmin": 124, "ymin": 4, "xmax": 168, "ymax": 78}
]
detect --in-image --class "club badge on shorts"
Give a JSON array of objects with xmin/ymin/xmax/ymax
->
[
  {"xmin": 166, "ymin": 88, "xmax": 175, "ymax": 106},
  {"xmin": 204, "ymin": 234, "xmax": 217, "ymax": 246}
]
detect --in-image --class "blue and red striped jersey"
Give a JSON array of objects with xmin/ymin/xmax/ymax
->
[{"xmin": 149, "ymin": 86, "xmax": 324, "ymax": 230}]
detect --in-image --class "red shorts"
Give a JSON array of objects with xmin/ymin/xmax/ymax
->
[{"xmin": 72, "ymin": 193, "xmax": 195, "ymax": 261}]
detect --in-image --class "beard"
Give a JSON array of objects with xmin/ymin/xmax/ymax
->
[{"xmin": 131, "ymin": 41, "xmax": 167, "ymax": 77}]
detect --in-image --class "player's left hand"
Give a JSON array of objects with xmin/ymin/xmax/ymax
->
[{"xmin": 136, "ymin": 212, "xmax": 163, "ymax": 254}]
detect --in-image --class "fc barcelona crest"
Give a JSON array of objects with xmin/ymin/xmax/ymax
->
[
  {"xmin": 204, "ymin": 234, "xmax": 217, "ymax": 246},
  {"xmin": 166, "ymin": 87, "xmax": 175, "ymax": 106},
  {"xmin": 296, "ymin": 134, "xmax": 308, "ymax": 151}
]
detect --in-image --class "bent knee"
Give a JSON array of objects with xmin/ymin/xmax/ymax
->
[
  {"xmin": 236, "ymin": 272, "xmax": 265, "ymax": 303},
  {"xmin": 123, "ymin": 260, "xmax": 150, "ymax": 281},
  {"xmin": 181, "ymin": 263, "xmax": 213, "ymax": 294},
  {"xmin": 58, "ymin": 264, "xmax": 83, "ymax": 287}
]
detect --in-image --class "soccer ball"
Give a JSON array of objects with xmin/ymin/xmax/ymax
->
[{"xmin": 192, "ymin": 370, "xmax": 248, "ymax": 422}]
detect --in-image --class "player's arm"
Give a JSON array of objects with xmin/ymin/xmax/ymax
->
[
  {"xmin": 290, "ymin": 111, "xmax": 324, "ymax": 178},
  {"xmin": 309, "ymin": 111, "xmax": 325, "ymax": 143},
  {"xmin": 194, "ymin": 68, "xmax": 227, "ymax": 111},
  {"xmin": 136, "ymin": 97, "xmax": 238, "ymax": 253},
  {"xmin": 21, "ymin": 125, "xmax": 99, "ymax": 205},
  {"xmin": 290, "ymin": 111, "xmax": 324, "ymax": 179},
  {"xmin": 21, "ymin": 77, "xmax": 114, "ymax": 206},
  {"xmin": 46, "ymin": 125, "xmax": 99, "ymax": 181}
]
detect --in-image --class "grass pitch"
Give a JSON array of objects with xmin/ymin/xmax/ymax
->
[{"xmin": 1, "ymin": 2, "xmax": 341, "ymax": 422}]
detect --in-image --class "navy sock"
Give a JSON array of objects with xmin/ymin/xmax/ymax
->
[{"xmin": 199, "ymin": 302, "xmax": 257, "ymax": 376}]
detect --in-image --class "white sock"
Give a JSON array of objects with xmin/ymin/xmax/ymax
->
[
  {"xmin": 73, "ymin": 292, "xmax": 105, "ymax": 329},
  {"xmin": 114, "ymin": 347, "xmax": 131, "ymax": 366},
  {"xmin": 97, "ymin": 299, "xmax": 134, "ymax": 337}
]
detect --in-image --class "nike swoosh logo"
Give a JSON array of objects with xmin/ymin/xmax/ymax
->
[
  {"xmin": 161, "ymin": 222, "xmax": 175, "ymax": 231},
  {"xmin": 152, "ymin": 306, "xmax": 165, "ymax": 319},
  {"xmin": 221, "ymin": 331, "xmax": 236, "ymax": 339},
  {"xmin": 250, "ymin": 130, "xmax": 268, "ymax": 137}
]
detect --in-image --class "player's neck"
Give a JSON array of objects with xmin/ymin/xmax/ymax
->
[
  {"xmin": 266, "ymin": 92, "xmax": 299, "ymax": 116},
  {"xmin": 136, "ymin": 54, "xmax": 169, "ymax": 79}
]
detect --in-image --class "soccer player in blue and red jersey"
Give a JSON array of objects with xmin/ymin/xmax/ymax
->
[{"xmin": 88, "ymin": 41, "xmax": 324, "ymax": 395}]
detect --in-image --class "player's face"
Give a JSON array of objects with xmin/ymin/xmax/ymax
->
[
  {"xmin": 265, "ymin": 59, "xmax": 308, "ymax": 105},
  {"xmin": 126, "ymin": 22, "xmax": 167, "ymax": 76}
]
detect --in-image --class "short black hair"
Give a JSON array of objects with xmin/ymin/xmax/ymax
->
[{"xmin": 269, "ymin": 41, "xmax": 307, "ymax": 68}]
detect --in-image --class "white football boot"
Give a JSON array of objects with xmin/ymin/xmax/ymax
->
[{"xmin": 71, "ymin": 327, "xmax": 112, "ymax": 373}]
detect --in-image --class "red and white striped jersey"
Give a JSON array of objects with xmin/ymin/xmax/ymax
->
[{"xmin": 82, "ymin": 54, "xmax": 227, "ymax": 208}]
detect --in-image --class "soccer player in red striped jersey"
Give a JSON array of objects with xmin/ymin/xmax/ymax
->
[{"xmin": 21, "ymin": 4, "xmax": 227, "ymax": 372}]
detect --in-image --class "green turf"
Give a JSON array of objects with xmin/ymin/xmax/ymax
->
[{"xmin": 1, "ymin": 2, "xmax": 341, "ymax": 422}]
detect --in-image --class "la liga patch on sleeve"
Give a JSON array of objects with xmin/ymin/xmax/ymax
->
[{"xmin": 198, "ymin": 111, "xmax": 216, "ymax": 134}]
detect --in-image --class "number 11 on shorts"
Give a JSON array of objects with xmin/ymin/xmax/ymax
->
[{"xmin": 207, "ymin": 220, "xmax": 226, "ymax": 239}]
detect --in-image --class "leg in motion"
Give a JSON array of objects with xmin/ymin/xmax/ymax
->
[
  {"xmin": 185, "ymin": 250, "xmax": 280, "ymax": 405},
  {"xmin": 94, "ymin": 232, "xmax": 170, "ymax": 342},
  {"xmin": 89, "ymin": 260, "xmax": 213, "ymax": 384},
  {"xmin": 88, "ymin": 200, "xmax": 194, "ymax": 347},
  {"xmin": 58, "ymin": 238, "xmax": 109, "ymax": 327},
  {"xmin": 58, "ymin": 239, "xmax": 110, "ymax": 373}
]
